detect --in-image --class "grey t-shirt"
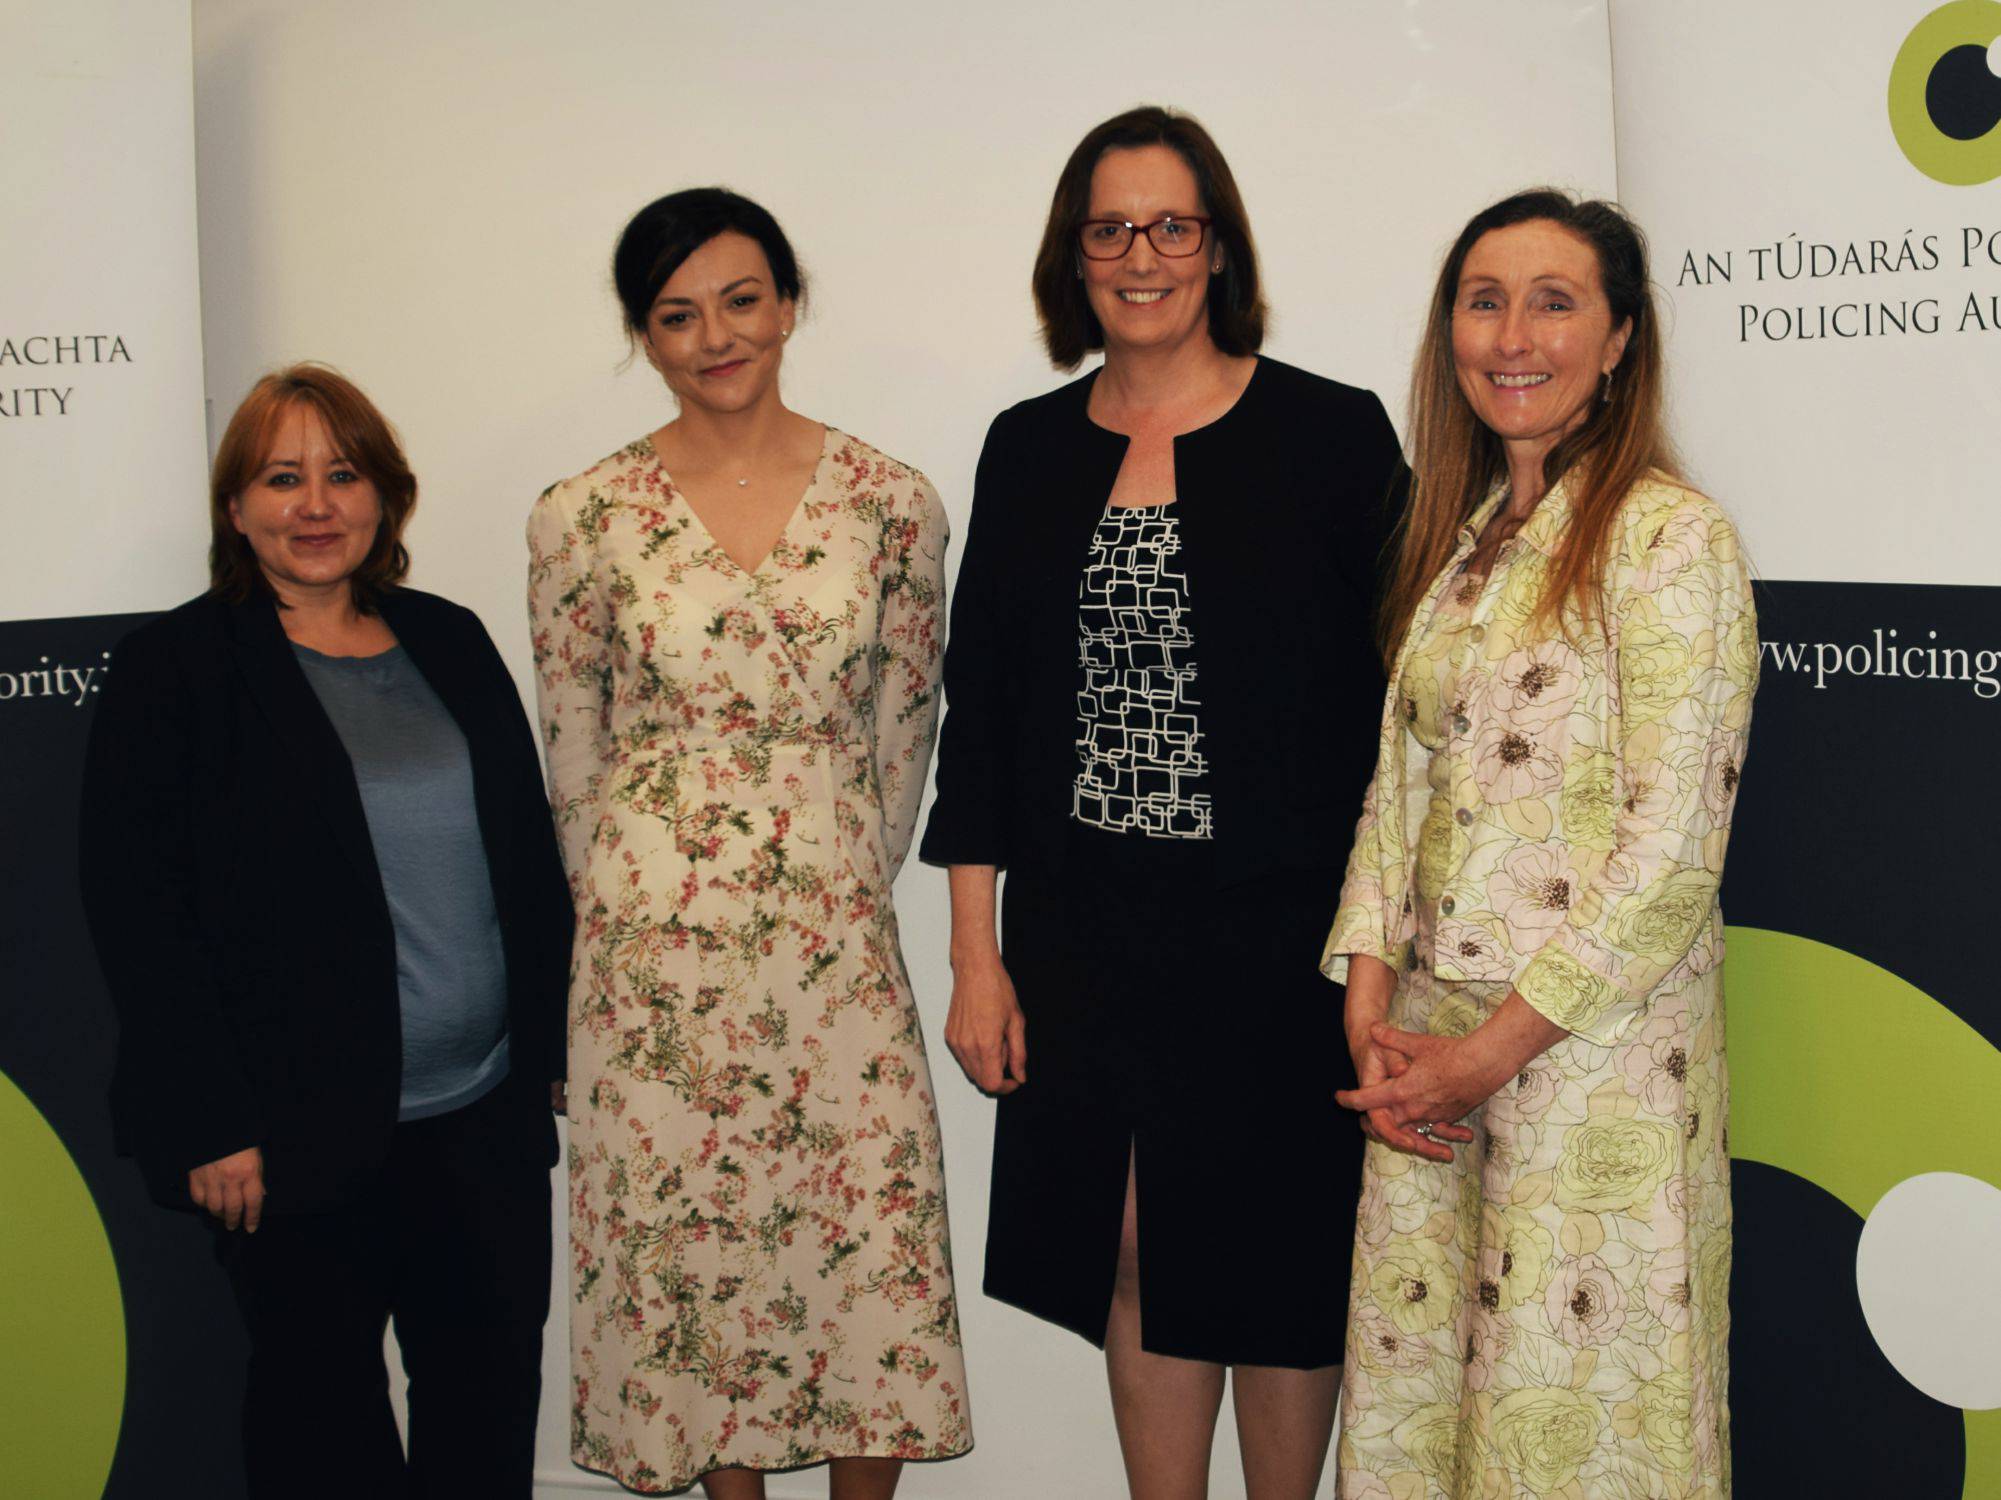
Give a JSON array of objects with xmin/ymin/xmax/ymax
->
[{"xmin": 293, "ymin": 641, "xmax": 511, "ymax": 1120}]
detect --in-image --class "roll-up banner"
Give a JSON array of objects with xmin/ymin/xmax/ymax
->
[
  {"xmin": 1611, "ymin": 2, "xmax": 2001, "ymax": 1494},
  {"xmin": 0, "ymin": 3, "xmax": 234, "ymax": 1497}
]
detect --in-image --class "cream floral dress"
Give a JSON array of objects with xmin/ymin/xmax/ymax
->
[
  {"xmin": 1324, "ymin": 473, "xmax": 1755, "ymax": 1500},
  {"xmin": 528, "ymin": 428, "xmax": 971, "ymax": 1493}
]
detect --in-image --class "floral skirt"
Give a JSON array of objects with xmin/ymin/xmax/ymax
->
[{"xmin": 1335, "ymin": 953, "xmax": 1731, "ymax": 1499}]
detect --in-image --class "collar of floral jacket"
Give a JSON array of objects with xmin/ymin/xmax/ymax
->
[{"xmin": 1457, "ymin": 472, "xmax": 1578, "ymax": 558}]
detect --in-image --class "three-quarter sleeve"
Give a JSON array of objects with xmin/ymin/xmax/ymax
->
[
  {"xmin": 1513, "ymin": 498, "xmax": 1758, "ymax": 1044},
  {"xmin": 78, "ymin": 626, "xmax": 262, "ymax": 1176},
  {"xmin": 1321, "ymin": 792, "xmax": 1400, "ymax": 984},
  {"xmin": 527, "ymin": 481, "xmax": 615, "ymax": 888},
  {"xmin": 918, "ymin": 410, "xmax": 1017, "ymax": 868},
  {"xmin": 872, "ymin": 475, "xmax": 949, "ymax": 878}
]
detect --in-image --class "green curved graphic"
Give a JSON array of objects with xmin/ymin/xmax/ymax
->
[
  {"xmin": 1726, "ymin": 926, "xmax": 2001, "ymax": 1497},
  {"xmin": 0, "ymin": 1070, "xmax": 125, "ymax": 1497},
  {"xmin": 1888, "ymin": 1, "xmax": 2001, "ymax": 185}
]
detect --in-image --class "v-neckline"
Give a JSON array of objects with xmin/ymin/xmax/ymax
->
[{"xmin": 648, "ymin": 424, "xmax": 835, "ymax": 578}]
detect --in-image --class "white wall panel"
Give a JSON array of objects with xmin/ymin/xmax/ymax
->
[{"xmin": 190, "ymin": 4, "xmax": 1615, "ymax": 1493}]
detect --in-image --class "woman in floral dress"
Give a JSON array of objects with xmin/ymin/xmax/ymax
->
[
  {"xmin": 529, "ymin": 189, "xmax": 969, "ymax": 1498},
  {"xmin": 1326, "ymin": 191, "xmax": 1755, "ymax": 1499}
]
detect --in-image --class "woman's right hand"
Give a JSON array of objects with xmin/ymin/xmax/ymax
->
[
  {"xmin": 189, "ymin": 1145, "xmax": 266, "ymax": 1232},
  {"xmin": 945, "ymin": 955, "xmax": 1027, "ymax": 1095}
]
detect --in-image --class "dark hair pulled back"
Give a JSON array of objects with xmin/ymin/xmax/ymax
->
[{"xmin": 612, "ymin": 187, "xmax": 806, "ymax": 334}]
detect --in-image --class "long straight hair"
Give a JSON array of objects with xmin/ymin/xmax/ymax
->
[{"xmin": 1379, "ymin": 189, "xmax": 1680, "ymax": 669}]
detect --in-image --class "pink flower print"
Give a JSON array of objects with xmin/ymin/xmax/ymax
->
[
  {"xmin": 1353, "ymin": 1305, "xmax": 1435, "ymax": 1374},
  {"xmin": 1645, "ymin": 1244, "xmax": 1693, "ymax": 1332},
  {"xmin": 1693, "ymin": 1361, "xmax": 1723, "ymax": 1473},
  {"xmin": 1503, "ymin": 1057, "xmax": 1563, "ymax": 1124},
  {"xmin": 1491, "ymin": 845, "xmax": 1575, "ymax": 943},
  {"xmin": 1471, "ymin": 723, "xmax": 1563, "ymax": 804},
  {"xmin": 1435, "ymin": 915, "xmax": 1515, "ymax": 982},
  {"xmin": 1463, "ymin": 1303, "xmax": 1513, "ymax": 1392},
  {"xmin": 1542, "ymin": 1253, "xmax": 1629, "ymax": 1346},
  {"xmin": 1700, "ymin": 731, "xmax": 1742, "ymax": 822},
  {"xmin": 1619, "ymin": 754, "xmax": 1680, "ymax": 828},
  {"xmin": 1628, "ymin": 505, "xmax": 1706, "ymax": 593},
  {"xmin": 1490, "ymin": 641, "xmax": 1583, "ymax": 731},
  {"xmin": 1618, "ymin": 1005, "xmax": 1692, "ymax": 1118}
]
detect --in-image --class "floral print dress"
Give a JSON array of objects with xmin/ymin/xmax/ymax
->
[
  {"xmin": 1324, "ymin": 474, "xmax": 1756, "ymax": 1500},
  {"xmin": 528, "ymin": 428, "xmax": 971, "ymax": 1493}
]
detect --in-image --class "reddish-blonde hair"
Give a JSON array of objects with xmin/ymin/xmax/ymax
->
[
  {"xmin": 1379, "ymin": 189, "xmax": 1680, "ymax": 668},
  {"xmin": 208, "ymin": 362, "xmax": 417, "ymax": 612}
]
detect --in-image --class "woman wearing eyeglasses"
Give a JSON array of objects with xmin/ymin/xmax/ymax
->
[{"xmin": 919, "ymin": 106, "xmax": 1404, "ymax": 1498}]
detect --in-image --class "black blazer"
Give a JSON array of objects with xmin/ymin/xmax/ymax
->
[
  {"xmin": 78, "ymin": 588, "xmax": 572, "ymax": 1212},
  {"xmin": 918, "ymin": 356, "xmax": 1405, "ymax": 888}
]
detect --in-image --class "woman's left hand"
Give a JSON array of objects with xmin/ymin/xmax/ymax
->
[
  {"xmin": 550, "ymin": 1080, "xmax": 568, "ymax": 1115},
  {"xmin": 1336, "ymin": 1023, "xmax": 1513, "ymax": 1141}
]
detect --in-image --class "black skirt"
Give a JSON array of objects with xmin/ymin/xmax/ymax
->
[{"xmin": 984, "ymin": 823, "xmax": 1364, "ymax": 1369}]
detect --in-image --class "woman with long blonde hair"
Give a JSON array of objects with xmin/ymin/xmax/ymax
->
[{"xmin": 1326, "ymin": 189, "xmax": 1756, "ymax": 1498}]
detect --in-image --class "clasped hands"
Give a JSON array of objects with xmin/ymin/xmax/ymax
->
[
  {"xmin": 1334, "ymin": 956, "xmax": 1566, "ymax": 1164},
  {"xmin": 1337, "ymin": 1023, "xmax": 1496, "ymax": 1164}
]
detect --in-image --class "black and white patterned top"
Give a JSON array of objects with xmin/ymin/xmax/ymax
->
[{"xmin": 1072, "ymin": 502, "xmax": 1212, "ymax": 839}]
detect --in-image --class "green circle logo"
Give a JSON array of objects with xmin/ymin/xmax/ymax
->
[
  {"xmin": 0, "ymin": 1070, "xmax": 125, "ymax": 1497},
  {"xmin": 1727, "ymin": 927, "xmax": 2001, "ymax": 1487},
  {"xmin": 1889, "ymin": 1, "xmax": 2001, "ymax": 184}
]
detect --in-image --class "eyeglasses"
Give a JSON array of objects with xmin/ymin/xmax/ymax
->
[{"xmin": 1076, "ymin": 215, "xmax": 1213, "ymax": 260}]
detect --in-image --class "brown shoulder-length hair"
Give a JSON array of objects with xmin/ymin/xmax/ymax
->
[
  {"xmin": 1031, "ymin": 105, "xmax": 1267, "ymax": 370},
  {"xmin": 208, "ymin": 362, "xmax": 417, "ymax": 613},
  {"xmin": 1378, "ymin": 188, "xmax": 1680, "ymax": 669}
]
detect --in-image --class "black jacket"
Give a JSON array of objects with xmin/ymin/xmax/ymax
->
[
  {"xmin": 918, "ymin": 356, "xmax": 1404, "ymax": 887},
  {"xmin": 78, "ymin": 588, "xmax": 572, "ymax": 1211}
]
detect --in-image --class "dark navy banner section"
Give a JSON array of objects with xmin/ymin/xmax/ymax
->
[
  {"xmin": 1727, "ymin": 578, "xmax": 1996, "ymax": 1034},
  {"xmin": 0, "ymin": 613, "xmax": 249, "ymax": 1500},
  {"xmin": 1721, "ymin": 578, "xmax": 2001, "ymax": 1498}
]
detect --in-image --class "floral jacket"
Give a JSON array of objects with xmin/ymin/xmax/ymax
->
[{"xmin": 1323, "ymin": 472, "xmax": 1757, "ymax": 1045}]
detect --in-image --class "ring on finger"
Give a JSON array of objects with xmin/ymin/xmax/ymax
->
[{"xmin": 1412, "ymin": 1122, "xmax": 1437, "ymax": 1139}]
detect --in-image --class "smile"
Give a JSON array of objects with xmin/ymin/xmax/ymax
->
[
  {"xmin": 701, "ymin": 359, "xmax": 748, "ymax": 377},
  {"xmin": 292, "ymin": 534, "xmax": 343, "ymax": 548},
  {"xmin": 1489, "ymin": 373, "xmax": 1552, "ymax": 388},
  {"xmin": 1118, "ymin": 290, "xmax": 1171, "ymax": 304}
]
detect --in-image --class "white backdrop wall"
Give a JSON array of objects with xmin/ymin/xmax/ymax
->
[
  {"xmin": 2, "ymin": 0, "xmax": 208, "ymax": 620},
  {"xmin": 189, "ymin": 2, "xmax": 1616, "ymax": 1494}
]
